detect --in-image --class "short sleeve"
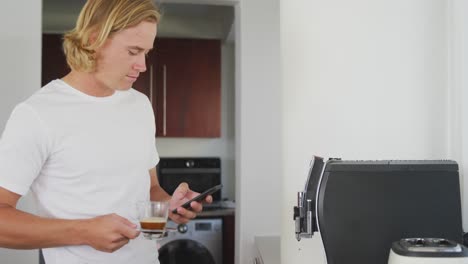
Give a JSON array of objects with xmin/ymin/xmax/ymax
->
[
  {"xmin": 146, "ymin": 98, "xmax": 159, "ymax": 169},
  {"xmin": 0, "ymin": 103, "xmax": 50, "ymax": 195},
  {"xmin": 149, "ymin": 135, "xmax": 159, "ymax": 170}
]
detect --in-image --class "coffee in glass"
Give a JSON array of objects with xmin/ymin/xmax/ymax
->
[{"xmin": 137, "ymin": 201, "xmax": 170, "ymax": 239}]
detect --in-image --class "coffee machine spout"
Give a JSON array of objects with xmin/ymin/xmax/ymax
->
[{"xmin": 293, "ymin": 156, "xmax": 325, "ymax": 241}]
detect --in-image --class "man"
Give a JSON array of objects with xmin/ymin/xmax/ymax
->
[{"xmin": 0, "ymin": 0, "xmax": 211, "ymax": 263}]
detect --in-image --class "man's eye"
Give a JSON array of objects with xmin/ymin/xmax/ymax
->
[{"xmin": 128, "ymin": 50, "xmax": 138, "ymax": 56}]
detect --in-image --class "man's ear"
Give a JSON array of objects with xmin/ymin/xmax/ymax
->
[{"xmin": 89, "ymin": 31, "xmax": 98, "ymax": 46}]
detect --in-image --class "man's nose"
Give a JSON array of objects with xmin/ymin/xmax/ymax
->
[{"xmin": 134, "ymin": 54, "xmax": 147, "ymax": 72}]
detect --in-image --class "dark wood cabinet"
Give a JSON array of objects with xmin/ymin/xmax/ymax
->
[
  {"xmin": 152, "ymin": 38, "xmax": 221, "ymax": 138},
  {"xmin": 222, "ymin": 214, "xmax": 235, "ymax": 264},
  {"xmin": 42, "ymin": 34, "xmax": 221, "ymax": 138},
  {"xmin": 42, "ymin": 34, "xmax": 70, "ymax": 86}
]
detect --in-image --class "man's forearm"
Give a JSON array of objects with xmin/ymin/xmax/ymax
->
[
  {"xmin": 0, "ymin": 206, "xmax": 85, "ymax": 249},
  {"xmin": 150, "ymin": 184, "xmax": 171, "ymax": 202}
]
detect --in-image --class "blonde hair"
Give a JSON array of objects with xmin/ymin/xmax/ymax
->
[{"xmin": 63, "ymin": 0, "xmax": 160, "ymax": 72}]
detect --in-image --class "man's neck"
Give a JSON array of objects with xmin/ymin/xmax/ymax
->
[{"xmin": 61, "ymin": 71, "xmax": 115, "ymax": 97}]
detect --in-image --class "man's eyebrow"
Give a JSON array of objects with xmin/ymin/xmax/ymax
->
[{"xmin": 128, "ymin": 46, "xmax": 153, "ymax": 52}]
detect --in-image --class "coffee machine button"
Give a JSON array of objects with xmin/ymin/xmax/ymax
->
[{"xmin": 185, "ymin": 160, "xmax": 195, "ymax": 168}]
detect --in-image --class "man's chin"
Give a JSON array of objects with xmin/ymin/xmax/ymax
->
[{"xmin": 116, "ymin": 85, "xmax": 132, "ymax": 91}]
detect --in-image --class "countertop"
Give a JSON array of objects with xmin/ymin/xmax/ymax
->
[
  {"xmin": 255, "ymin": 236, "xmax": 280, "ymax": 264},
  {"xmin": 198, "ymin": 207, "xmax": 235, "ymax": 217}
]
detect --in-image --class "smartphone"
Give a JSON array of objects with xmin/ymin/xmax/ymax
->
[{"xmin": 172, "ymin": 184, "xmax": 223, "ymax": 214}]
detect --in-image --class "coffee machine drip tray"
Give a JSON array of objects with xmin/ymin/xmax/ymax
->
[
  {"xmin": 389, "ymin": 237, "xmax": 468, "ymax": 263},
  {"xmin": 398, "ymin": 238, "xmax": 462, "ymax": 253}
]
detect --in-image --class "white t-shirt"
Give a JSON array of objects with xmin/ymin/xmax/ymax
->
[{"xmin": 0, "ymin": 80, "xmax": 160, "ymax": 264}]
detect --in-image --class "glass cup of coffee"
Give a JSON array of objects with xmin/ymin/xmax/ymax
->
[{"xmin": 136, "ymin": 201, "xmax": 170, "ymax": 240}]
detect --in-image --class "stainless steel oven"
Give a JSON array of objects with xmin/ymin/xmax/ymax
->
[{"xmin": 157, "ymin": 157, "xmax": 222, "ymax": 201}]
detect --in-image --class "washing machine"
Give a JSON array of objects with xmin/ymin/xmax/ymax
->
[{"xmin": 158, "ymin": 218, "xmax": 223, "ymax": 264}]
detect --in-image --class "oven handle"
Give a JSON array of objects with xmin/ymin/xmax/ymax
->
[
  {"xmin": 163, "ymin": 64, "xmax": 167, "ymax": 136},
  {"xmin": 160, "ymin": 168, "xmax": 221, "ymax": 174},
  {"xmin": 149, "ymin": 64, "xmax": 154, "ymax": 104}
]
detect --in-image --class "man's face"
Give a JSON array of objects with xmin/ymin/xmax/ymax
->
[{"xmin": 94, "ymin": 20, "xmax": 157, "ymax": 91}]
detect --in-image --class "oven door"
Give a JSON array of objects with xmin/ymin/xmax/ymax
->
[{"xmin": 157, "ymin": 158, "xmax": 222, "ymax": 201}]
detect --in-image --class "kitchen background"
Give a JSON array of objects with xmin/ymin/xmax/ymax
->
[
  {"xmin": 1, "ymin": 0, "xmax": 283, "ymax": 264},
  {"xmin": 42, "ymin": 1, "xmax": 237, "ymax": 202},
  {"xmin": 1, "ymin": 0, "xmax": 467, "ymax": 264}
]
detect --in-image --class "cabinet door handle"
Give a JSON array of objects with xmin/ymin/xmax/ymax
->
[
  {"xmin": 163, "ymin": 64, "xmax": 167, "ymax": 136},
  {"xmin": 149, "ymin": 64, "xmax": 153, "ymax": 104}
]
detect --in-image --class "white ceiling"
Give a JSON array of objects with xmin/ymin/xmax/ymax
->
[{"xmin": 42, "ymin": 0, "xmax": 235, "ymax": 42}]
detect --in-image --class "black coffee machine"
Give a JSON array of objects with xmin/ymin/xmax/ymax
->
[{"xmin": 293, "ymin": 156, "xmax": 464, "ymax": 264}]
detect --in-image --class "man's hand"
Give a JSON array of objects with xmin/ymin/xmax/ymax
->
[
  {"xmin": 169, "ymin": 182, "xmax": 213, "ymax": 224},
  {"xmin": 80, "ymin": 214, "xmax": 140, "ymax": 253}
]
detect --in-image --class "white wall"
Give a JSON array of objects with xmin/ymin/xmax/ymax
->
[
  {"xmin": 450, "ymin": 0, "xmax": 468, "ymax": 228},
  {"xmin": 0, "ymin": 1, "xmax": 41, "ymax": 263},
  {"xmin": 235, "ymin": 1, "xmax": 282, "ymax": 264},
  {"xmin": 281, "ymin": 0, "xmax": 451, "ymax": 263}
]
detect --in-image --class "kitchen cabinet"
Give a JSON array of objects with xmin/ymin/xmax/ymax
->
[
  {"xmin": 42, "ymin": 34, "xmax": 69, "ymax": 86},
  {"xmin": 151, "ymin": 38, "xmax": 221, "ymax": 138},
  {"xmin": 42, "ymin": 35, "xmax": 221, "ymax": 138},
  {"xmin": 222, "ymin": 214, "xmax": 235, "ymax": 264}
]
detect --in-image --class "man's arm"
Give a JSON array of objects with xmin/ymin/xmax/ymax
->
[
  {"xmin": 0, "ymin": 187, "xmax": 138, "ymax": 252},
  {"xmin": 149, "ymin": 167, "xmax": 171, "ymax": 201}
]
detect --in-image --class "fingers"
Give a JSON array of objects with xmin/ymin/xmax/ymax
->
[
  {"xmin": 190, "ymin": 195, "xmax": 213, "ymax": 210},
  {"xmin": 169, "ymin": 183, "xmax": 215, "ymax": 224},
  {"xmin": 112, "ymin": 237, "xmax": 130, "ymax": 252},
  {"xmin": 119, "ymin": 225, "xmax": 140, "ymax": 239},
  {"xmin": 116, "ymin": 214, "xmax": 138, "ymax": 229},
  {"xmin": 173, "ymin": 206, "xmax": 197, "ymax": 219},
  {"xmin": 204, "ymin": 195, "xmax": 213, "ymax": 204},
  {"xmin": 103, "ymin": 237, "xmax": 130, "ymax": 253},
  {"xmin": 84, "ymin": 214, "xmax": 140, "ymax": 253},
  {"xmin": 112, "ymin": 236, "xmax": 129, "ymax": 243},
  {"xmin": 173, "ymin": 182, "xmax": 189, "ymax": 200},
  {"xmin": 170, "ymin": 211, "xmax": 190, "ymax": 224},
  {"xmin": 112, "ymin": 214, "xmax": 139, "ymax": 239},
  {"xmin": 182, "ymin": 195, "xmax": 212, "ymax": 213},
  {"xmin": 188, "ymin": 201, "xmax": 203, "ymax": 213}
]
